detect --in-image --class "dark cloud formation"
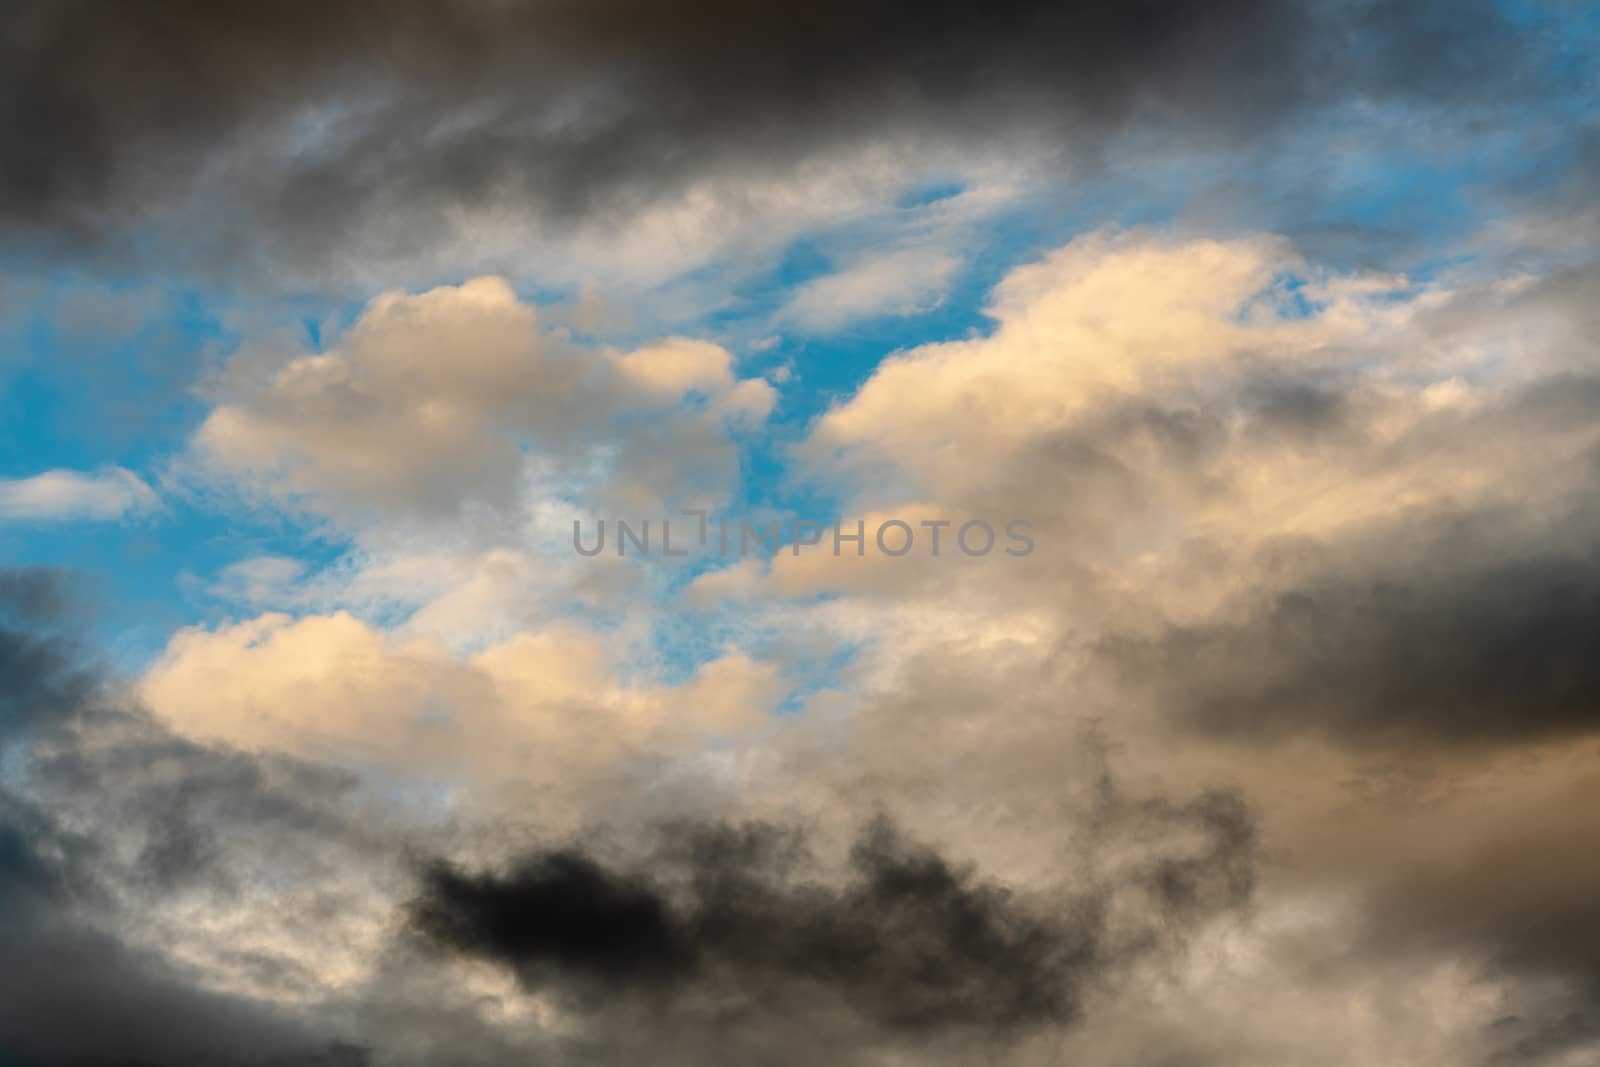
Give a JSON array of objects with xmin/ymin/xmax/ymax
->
[
  {"xmin": 1041, "ymin": 333, "xmax": 1600, "ymax": 750},
  {"xmin": 0, "ymin": 791, "xmax": 368, "ymax": 1067},
  {"xmin": 1100, "ymin": 460, "xmax": 1600, "ymax": 751},
  {"xmin": 414, "ymin": 818, "xmax": 1099, "ymax": 1034},
  {"xmin": 0, "ymin": 0, "xmax": 1569, "ymax": 271},
  {"xmin": 410, "ymin": 796, "xmax": 1253, "ymax": 1049},
  {"xmin": 1332, "ymin": 768, "xmax": 1600, "ymax": 1067},
  {"xmin": 1105, "ymin": 527, "xmax": 1600, "ymax": 749},
  {"xmin": 0, "ymin": 567, "xmax": 75, "ymax": 624},
  {"xmin": 0, "ymin": 566, "xmax": 99, "ymax": 741},
  {"xmin": 0, "ymin": 568, "xmax": 372, "ymax": 1067},
  {"xmin": 0, "ymin": 895, "xmax": 367, "ymax": 1067},
  {"xmin": 1363, "ymin": 789, "xmax": 1600, "ymax": 991}
]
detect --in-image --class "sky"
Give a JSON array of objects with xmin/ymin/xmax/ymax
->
[{"xmin": 2, "ymin": 1, "xmax": 1600, "ymax": 1064}]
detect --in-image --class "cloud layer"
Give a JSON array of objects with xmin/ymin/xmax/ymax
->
[{"xmin": 3, "ymin": 0, "xmax": 1572, "ymax": 280}]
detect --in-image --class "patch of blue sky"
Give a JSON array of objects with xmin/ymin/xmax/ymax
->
[
  {"xmin": 631, "ymin": 561, "xmax": 865, "ymax": 707},
  {"xmin": 0, "ymin": 271, "xmax": 363, "ymax": 669},
  {"xmin": 894, "ymin": 180, "xmax": 969, "ymax": 210},
  {"xmin": 0, "ymin": 492, "xmax": 346, "ymax": 673}
]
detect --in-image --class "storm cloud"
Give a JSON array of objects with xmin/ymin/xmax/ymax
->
[
  {"xmin": 0, "ymin": 569, "xmax": 377, "ymax": 1065},
  {"xmin": 0, "ymin": 0, "xmax": 1563, "ymax": 271},
  {"xmin": 1109, "ymin": 544, "xmax": 1600, "ymax": 747},
  {"xmin": 410, "ymin": 796, "xmax": 1254, "ymax": 1052}
]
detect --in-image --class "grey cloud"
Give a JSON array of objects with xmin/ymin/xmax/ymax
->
[
  {"xmin": 0, "ymin": 567, "xmax": 78, "ymax": 625},
  {"xmin": 0, "ymin": 776, "xmax": 371, "ymax": 1067},
  {"xmin": 1116, "ymin": 546, "xmax": 1600, "ymax": 746},
  {"xmin": 408, "ymin": 794, "xmax": 1254, "ymax": 1059},
  {"xmin": 0, "ymin": 568, "xmax": 374, "ymax": 1065},
  {"xmin": 937, "ymin": 303, "xmax": 1600, "ymax": 749},
  {"xmin": 1328, "ymin": 769, "xmax": 1600, "ymax": 1066},
  {"xmin": 1365, "ymin": 801, "xmax": 1600, "ymax": 990},
  {"xmin": 1100, "ymin": 486, "xmax": 1600, "ymax": 749},
  {"xmin": 0, "ymin": 0, "xmax": 1571, "ymax": 275},
  {"xmin": 0, "ymin": 910, "xmax": 368, "ymax": 1067},
  {"xmin": 411, "ymin": 817, "xmax": 1103, "ymax": 1034},
  {"xmin": 0, "ymin": 600, "xmax": 98, "ymax": 743}
]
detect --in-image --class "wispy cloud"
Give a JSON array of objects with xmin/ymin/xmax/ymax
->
[
  {"xmin": 778, "ymin": 247, "xmax": 961, "ymax": 332},
  {"xmin": 0, "ymin": 466, "xmax": 158, "ymax": 522}
]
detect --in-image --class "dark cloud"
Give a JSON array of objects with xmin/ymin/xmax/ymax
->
[
  {"xmin": 1366, "ymin": 798, "xmax": 1600, "ymax": 991},
  {"xmin": 0, "ymin": 0, "xmax": 1568, "ymax": 272},
  {"xmin": 0, "ymin": 792, "xmax": 64, "ymax": 911},
  {"xmin": 0, "ymin": 775, "xmax": 372, "ymax": 1067},
  {"xmin": 0, "ymin": 911, "xmax": 369, "ymax": 1067},
  {"xmin": 1332, "ymin": 769, "xmax": 1600, "ymax": 1067},
  {"xmin": 1054, "ymin": 355, "xmax": 1600, "ymax": 751},
  {"xmin": 0, "ymin": 567, "xmax": 76, "ymax": 625},
  {"xmin": 0, "ymin": 621, "xmax": 97, "ymax": 742},
  {"xmin": 410, "ymin": 798, "xmax": 1254, "ymax": 1048},
  {"xmin": 1485, "ymin": 122, "xmax": 1600, "ymax": 266},
  {"xmin": 1483, "ymin": 1011, "xmax": 1600, "ymax": 1067},
  {"xmin": 413, "ymin": 817, "xmax": 1100, "ymax": 1034},
  {"xmin": 1105, "ymin": 530, "xmax": 1600, "ymax": 748},
  {"xmin": 0, "ymin": 568, "xmax": 372, "ymax": 1066},
  {"xmin": 0, "ymin": 571, "xmax": 98, "ymax": 742}
]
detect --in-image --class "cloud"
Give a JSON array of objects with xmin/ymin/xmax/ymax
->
[
  {"xmin": 614, "ymin": 338, "xmax": 738, "ymax": 397},
  {"xmin": 0, "ymin": 566, "xmax": 76, "ymax": 627},
  {"xmin": 1101, "ymin": 526, "xmax": 1600, "ymax": 749},
  {"xmin": 1357, "ymin": 765, "xmax": 1600, "ymax": 992},
  {"xmin": 0, "ymin": 607, "xmax": 97, "ymax": 742},
  {"xmin": 409, "ymin": 797, "xmax": 1252, "ymax": 1059},
  {"xmin": 1, "ymin": 6, "xmax": 1597, "ymax": 1047},
  {"xmin": 411, "ymin": 818, "xmax": 1100, "ymax": 1033},
  {"xmin": 778, "ymin": 247, "xmax": 961, "ymax": 331},
  {"xmin": 800, "ymin": 230, "xmax": 1400, "ymax": 495},
  {"xmin": 1, "ymin": 0, "xmax": 1571, "ymax": 280},
  {"xmin": 0, "ymin": 569, "xmax": 103, "ymax": 743},
  {"xmin": 780, "ymin": 232, "xmax": 1600, "ymax": 647},
  {"xmin": 0, "ymin": 568, "xmax": 375, "ymax": 1064},
  {"xmin": 138, "ymin": 609, "xmax": 781, "ymax": 781},
  {"xmin": 209, "ymin": 555, "xmax": 312, "ymax": 607},
  {"xmin": 192, "ymin": 277, "xmax": 773, "ymax": 523},
  {"xmin": 0, "ymin": 465, "xmax": 158, "ymax": 521}
]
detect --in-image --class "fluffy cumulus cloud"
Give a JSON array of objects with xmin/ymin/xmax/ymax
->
[
  {"xmin": 138, "ymin": 609, "xmax": 781, "ymax": 785},
  {"xmin": 193, "ymin": 277, "xmax": 774, "ymax": 523},
  {"xmin": 4, "ymin": 2, "xmax": 1600, "ymax": 1065}
]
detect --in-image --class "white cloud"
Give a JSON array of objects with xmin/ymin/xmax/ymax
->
[
  {"xmin": 0, "ymin": 466, "xmax": 159, "ymax": 522},
  {"xmin": 614, "ymin": 338, "xmax": 737, "ymax": 397},
  {"xmin": 193, "ymin": 276, "xmax": 777, "ymax": 525},
  {"xmin": 778, "ymin": 246, "xmax": 961, "ymax": 332},
  {"xmin": 800, "ymin": 229, "xmax": 1424, "ymax": 510},
  {"xmin": 207, "ymin": 555, "xmax": 309, "ymax": 606},
  {"xmin": 140, "ymin": 610, "xmax": 782, "ymax": 785}
]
